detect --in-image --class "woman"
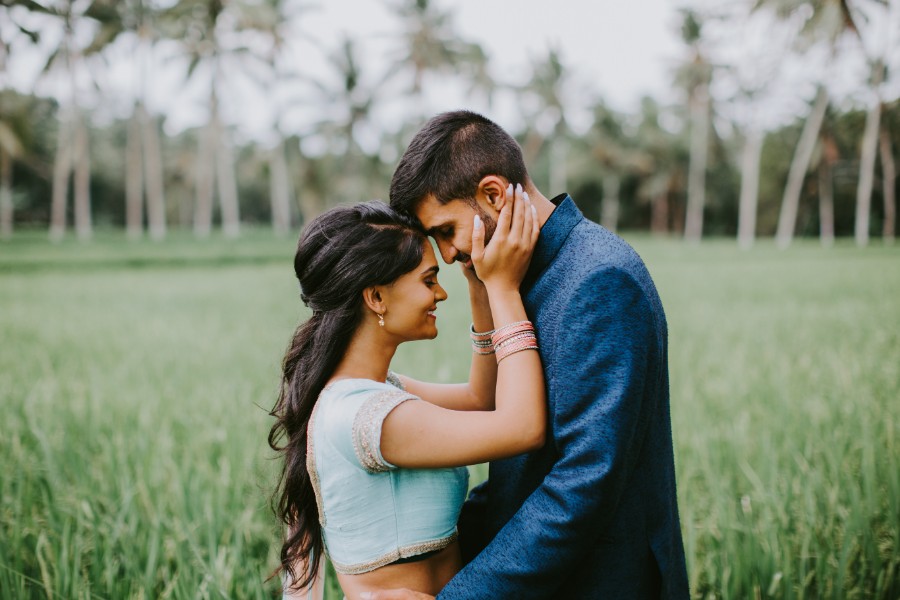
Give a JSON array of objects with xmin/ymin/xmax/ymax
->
[{"xmin": 269, "ymin": 184, "xmax": 544, "ymax": 600}]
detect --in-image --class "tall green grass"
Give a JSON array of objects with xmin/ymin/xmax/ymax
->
[{"xmin": 1, "ymin": 233, "xmax": 898, "ymax": 599}]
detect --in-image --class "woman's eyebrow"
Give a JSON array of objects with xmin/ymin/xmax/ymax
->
[{"xmin": 421, "ymin": 265, "xmax": 440, "ymax": 275}]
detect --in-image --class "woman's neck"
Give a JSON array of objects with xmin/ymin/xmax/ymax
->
[{"xmin": 329, "ymin": 326, "xmax": 397, "ymax": 384}]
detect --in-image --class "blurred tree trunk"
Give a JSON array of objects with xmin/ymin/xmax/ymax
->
[
  {"xmin": 72, "ymin": 111, "xmax": 91, "ymax": 240},
  {"xmin": 0, "ymin": 149, "xmax": 11, "ymax": 239},
  {"xmin": 549, "ymin": 136, "xmax": 567, "ymax": 194},
  {"xmin": 215, "ymin": 115, "xmax": 240, "ymax": 238},
  {"xmin": 49, "ymin": 114, "xmax": 72, "ymax": 241},
  {"xmin": 651, "ymin": 191, "xmax": 669, "ymax": 236},
  {"xmin": 194, "ymin": 122, "xmax": 215, "ymax": 237},
  {"xmin": 601, "ymin": 174, "xmax": 620, "ymax": 232},
  {"xmin": 854, "ymin": 62, "xmax": 883, "ymax": 247},
  {"xmin": 880, "ymin": 123, "xmax": 895, "ymax": 244},
  {"xmin": 298, "ymin": 189, "xmax": 325, "ymax": 226},
  {"xmin": 818, "ymin": 159, "xmax": 834, "ymax": 247},
  {"xmin": 269, "ymin": 140, "xmax": 292, "ymax": 236},
  {"xmin": 142, "ymin": 106, "xmax": 166, "ymax": 240},
  {"xmin": 737, "ymin": 128, "xmax": 763, "ymax": 249},
  {"xmin": 684, "ymin": 83, "xmax": 709, "ymax": 242},
  {"xmin": 776, "ymin": 86, "xmax": 828, "ymax": 248},
  {"xmin": 125, "ymin": 107, "xmax": 144, "ymax": 239}
]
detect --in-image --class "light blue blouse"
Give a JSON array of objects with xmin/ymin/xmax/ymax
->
[{"xmin": 306, "ymin": 375, "xmax": 469, "ymax": 574}]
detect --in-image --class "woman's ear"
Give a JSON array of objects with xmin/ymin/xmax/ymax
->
[
  {"xmin": 362, "ymin": 287, "xmax": 385, "ymax": 315},
  {"xmin": 477, "ymin": 175, "xmax": 510, "ymax": 213}
]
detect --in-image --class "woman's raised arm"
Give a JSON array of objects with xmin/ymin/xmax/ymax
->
[{"xmin": 381, "ymin": 184, "xmax": 546, "ymax": 467}]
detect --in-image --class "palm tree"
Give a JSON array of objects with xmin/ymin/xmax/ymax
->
[
  {"xmin": 676, "ymin": 9, "xmax": 713, "ymax": 242},
  {"xmin": 633, "ymin": 97, "xmax": 688, "ymax": 236},
  {"xmin": 879, "ymin": 108, "xmax": 896, "ymax": 243},
  {"xmin": 0, "ymin": 112, "xmax": 25, "ymax": 239},
  {"xmin": 166, "ymin": 0, "xmax": 244, "ymax": 237},
  {"xmin": 815, "ymin": 124, "xmax": 840, "ymax": 246},
  {"xmin": 384, "ymin": 0, "xmax": 484, "ymax": 114},
  {"xmin": 520, "ymin": 47, "xmax": 572, "ymax": 195},
  {"xmin": 756, "ymin": 0, "xmax": 862, "ymax": 247},
  {"xmin": 719, "ymin": 3, "xmax": 795, "ymax": 248},
  {"xmin": 231, "ymin": 0, "xmax": 316, "ymax": 235},
  {"xmin": 117, "ymin": 0, "xmax": 167, "ymax": 240},
  {"xmin": 582, "ymin": 99, "xmax": 652, "ymax": 232},
  {"xmin": 303, "ymin": 36, "xmax": 380, "ymax": 208},
  {"xmin": 854, "ymin": 58, "xmax": 884, "ymax": 246},
  {"xmin": 0, "ymin": 4, "xmax": 43, "ymax": 238},
  {"xmin": 37, "ymin": 0, "xmax": 120, "ymax": 240}
]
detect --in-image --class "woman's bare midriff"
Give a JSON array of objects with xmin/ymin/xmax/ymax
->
[{"xmin": 337, "ymin": 541, "xmax": 462, "ymax": 600}]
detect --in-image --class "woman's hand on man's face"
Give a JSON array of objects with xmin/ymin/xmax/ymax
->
[{"xmin": 470, "ymin": 182, "xmax": 539, "ymax": 293}]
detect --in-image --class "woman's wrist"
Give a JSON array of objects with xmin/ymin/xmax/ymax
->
[{"xmin": 484, "ymin": 282, "xmax": 521, "ymax": 300}]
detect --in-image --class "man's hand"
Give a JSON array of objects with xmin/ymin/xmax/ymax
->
[{"xmin": 359, "ymin": 589, "xmax": 434, "ymax": 600}]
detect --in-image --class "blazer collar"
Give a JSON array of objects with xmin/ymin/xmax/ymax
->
[{"xmin": 525, "ymin": 193, "xmax": 582, "ymax": 286}]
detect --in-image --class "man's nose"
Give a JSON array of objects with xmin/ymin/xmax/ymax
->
[{"xmin": 437, "ymin": 242, "xmax": 456, "ymax": 264}]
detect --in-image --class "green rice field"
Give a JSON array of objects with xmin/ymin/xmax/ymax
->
[{"xmin": 1, "ymin": 231, "xmax": 898, "ymax": 599}]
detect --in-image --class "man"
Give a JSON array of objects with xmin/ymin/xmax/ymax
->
[{"xmin": 374, "ymin": 110, "xmax": 689, "ymax": 599}]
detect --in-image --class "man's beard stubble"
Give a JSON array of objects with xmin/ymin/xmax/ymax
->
[{"xmin": 458, "ymin": 203, "xmax": 497, "ymax": 267}]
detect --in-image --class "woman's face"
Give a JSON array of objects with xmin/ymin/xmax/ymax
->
[{"xmin": 380, "ymin": 242, "xmax": 448, "ymax": 341}]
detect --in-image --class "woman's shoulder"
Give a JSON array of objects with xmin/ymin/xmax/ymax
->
[
  {"xmin": 312, "ymin": 375, "xmax": 417, "ymax": 473},
  {"xmin": 313, "ymin": 375, "xmax": 414, "ymax": 439}
]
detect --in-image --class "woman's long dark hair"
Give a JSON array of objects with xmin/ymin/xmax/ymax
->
[{"xmin": 268, "ymin": 201, "xmax": 426, "ymax": 591}]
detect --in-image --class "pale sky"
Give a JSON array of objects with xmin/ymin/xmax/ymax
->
[{"xmin": 4, "ymin": 0, "xmax": 898, "ymax": 146}]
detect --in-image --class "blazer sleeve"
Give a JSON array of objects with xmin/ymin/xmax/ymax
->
[{"xmin": 437, "ymin": 268, "xmax": 660, "ymax": 599}]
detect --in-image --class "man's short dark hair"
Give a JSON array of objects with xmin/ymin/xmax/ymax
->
[{"xmin": 389, "ymin": 110, "xmax": 528, "ymax": 220}]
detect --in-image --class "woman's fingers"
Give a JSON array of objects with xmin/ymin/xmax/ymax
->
[
  {"xmin": 522, "ymin": 189, "xmax": 533, "ymax": 246},
  {"xmin": 510, "ymin": 183, "xmax": 526, "ymax": 244},
  {"xmin": 493, "ymin": 183, "xmax": 514, "ymax": 241},
  {"xmin": 471, "ymin": 213, "xmax": 485, "ymax": 263},
  {"xmin": 523, "ymin": 190, "xmax": 539, "ymax": 246}
]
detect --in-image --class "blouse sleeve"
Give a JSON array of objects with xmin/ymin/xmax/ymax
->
[{"xmin": 351, "ymin": 389, "xmax": 414, "ymax": 473}]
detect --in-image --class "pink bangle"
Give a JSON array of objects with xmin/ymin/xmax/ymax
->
[
  {"xmin": 492, "ymin": 320, "xmax": 535, "ymax": 347},
  {"xmin": 496, "ymin": 342, "xmax": 539, "ymax": 364}
]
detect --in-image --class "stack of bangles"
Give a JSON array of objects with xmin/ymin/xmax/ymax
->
[{"xmin": 470, "ymin": 321, "xmax": 539, "ymax": 364}]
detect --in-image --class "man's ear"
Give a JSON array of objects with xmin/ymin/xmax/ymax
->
[
  {"xmin": 476, "ymin": 176, "xmax": 510, "ymax": 213},
  {"xmin": 362, "ymin": 287, "xmax": 385, "ymax": 315}
]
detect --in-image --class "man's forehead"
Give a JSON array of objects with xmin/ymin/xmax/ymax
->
[{"xmin": 414, "ymin": 195, "xmax": 467, "ymax": 228}]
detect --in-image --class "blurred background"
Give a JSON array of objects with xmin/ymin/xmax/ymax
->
[
  {"xmin": 0, "ymin": 0, "xmax": 897, "ymax": 243},
  {"xmin": 1, "ymin": 1, "xmax": 899, "ymax": 599}
]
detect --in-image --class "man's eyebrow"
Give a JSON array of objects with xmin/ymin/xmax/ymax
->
[{"xmin": 425, "ymin": 223, "xmax": 450, "ymax": 236}]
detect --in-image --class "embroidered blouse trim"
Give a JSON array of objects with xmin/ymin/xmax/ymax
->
[
  {"xmin": 352, "ymin": 389, "xmax": 415, "ymax": 473},
  {"xmin": 329, "ymin": 532, "xmax": 458, "ymax": 575},
  {"xmin": 306, "ymin": 400, "xmax": 326, "ymax": 527}
]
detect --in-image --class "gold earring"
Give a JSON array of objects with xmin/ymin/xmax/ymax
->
[{"xmin": 378, "ymin": 313, "xmax": 385, "ymax": 327}]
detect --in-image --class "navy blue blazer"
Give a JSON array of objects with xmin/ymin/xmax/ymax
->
[{"xmin": 438, "ymin": 195, "xmax": 689, "ymax": 599}]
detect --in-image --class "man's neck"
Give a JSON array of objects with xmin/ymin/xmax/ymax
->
[{"xmin": 523, "ymin": 184, "xmax": 555, "ymax": 229}]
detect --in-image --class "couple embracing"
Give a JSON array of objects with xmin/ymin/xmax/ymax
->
[{"xmin": 269, "ymin": 111, "xmax": 689, "ymax": 600}]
